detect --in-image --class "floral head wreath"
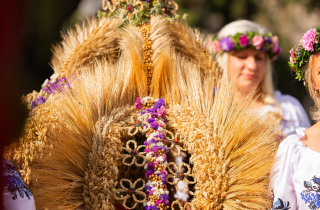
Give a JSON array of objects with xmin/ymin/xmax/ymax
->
[
  {"xmin": 289, "ymin": 27, "xmax": 320, "ymax": 86},
  {"xmin": 211, "ymin": 32, "xmax": 282, "ymax": 61}
]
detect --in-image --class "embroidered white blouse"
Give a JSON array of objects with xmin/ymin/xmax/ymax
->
[
  {"xmin": 261, "ymin": 91, "xmax": 311, "ymax": 136},
  {"xmin": 2, "ymin": 158, "xmax": 36, "ymax": 210},
  {"xmin": 270, "ymin": 127, "xmax": 320, "ymax": 210}
]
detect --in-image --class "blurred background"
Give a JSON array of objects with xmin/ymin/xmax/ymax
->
[{"xmin": 2, "ymin": 0, "xmax": 320, "ymax": 144}]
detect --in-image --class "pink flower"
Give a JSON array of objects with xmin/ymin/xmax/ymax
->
[
  {"xmin": 289, "ymin": 49, "xmax": 296, "ymax": 63},
  {"xmin": 272, "ymin": 36, "xmax": 279, "ymax": 53},
  {"xmin": 135, "ymin": 97, "xmax": 142, "ymax": 109},
  {"xmin": 157, "ymin": 105, "xmax": 166, "ymax": 118},
  {"xmin": 292, "ymin": 68, "xmax": 296, "ymax": 72},
  {"xmin": 239, "ymin": 34, "xmax": 249, "ymax": 46},
  {"xmin": 212, "ymin": 40, "xmax": 221, "ymax": 52},
  {"xmin": 252, "ymin": 35, "xmax": 264, "ymax": 49},
  {"xmin": 301, "ymin": 28, "xmax": 318, "ymax": 52}
]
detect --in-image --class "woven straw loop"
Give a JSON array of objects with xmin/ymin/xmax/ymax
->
[
  {"xmin": 115, "ymin": 178, "xmax": 146, "ymax": 209},
  {"xmin": 121, "ymin": 140, "xmax": 146, "ymax": 167},
  {"xmin": 166, "ymin": 163, "xmax": 196, "ymax": 193}
]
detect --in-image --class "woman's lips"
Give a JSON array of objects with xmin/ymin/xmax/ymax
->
[{"xmin": 242, "ymin": 74, "xmax": 256, "ymax": 79}]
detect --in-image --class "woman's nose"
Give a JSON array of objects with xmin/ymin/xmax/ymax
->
[{"xmin": 246, "ymin": 56, "xmax": 257, "ymax": 71}]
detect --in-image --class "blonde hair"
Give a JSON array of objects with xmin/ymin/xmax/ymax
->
[
  {"xmin": 216, "ymin": 20, "xmax": 277, "ymax": 105},
  {"xmin": 304, "ymin": 53, "xmax": 320, "ymax": 121}
]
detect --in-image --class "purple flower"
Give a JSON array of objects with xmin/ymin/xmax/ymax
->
[
  {"xmin": 239, "ymin": 35, "xmax": 249, "ymax": 46},
  {"xmin": 297, "ymin": 45, "xmax": 302, "ymax": 56},
  {"xmin": 31, "ymin": 101, "xmax": 37, "ymax": 109},
  {"xmin": 219, "ymin": 37, "xmax": 234, "ymax": 51},
  {"xmin": 145, "ymin": 206, "xmax": 158, "ymax": 210},
  {"xmin": 145, "ymin": 185, "xmax": 151, "ymax": 192},
  {"xmin": 147, "ymin": 163, "xmax": 155, "ymax": 169},
  {"xmin": 148, "ymin": 139, "xmax": 157, "ymax": 145},
  {"xmin": 37, "ymin": 96, "xmax": 47, "ymax": 104},
  {"xmin": 154, "ymin": 98, "xmax": 165, "ymax": 110},
  {"xmin": 264, "ymin": 36, "xmax": 271, "ymax": 43},
  {"xmin": 140, "ymin": 110, "xmax": 146, "ymax": 115},
  {"xmin": 160, "ymin": 194, "xmax": 169, "ymax": 201},
  {"xmin": 160, "ymin": 174, "xmax": 167, "ymax": 183},
  {"xmin": 147, "ymin": 118, "xmax": 159, "ymax": 130},
  {"xmin": 145, "ymin": 170, "xmax": 154, "ymax": 178},
  {"xmin": 146, "ymin": 108, "xmax": 155, "ymax": 113}
]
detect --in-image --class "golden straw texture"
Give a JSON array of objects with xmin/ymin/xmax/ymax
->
[{"xmin": 4, "ymin": 14, "xmax": 278, "ymax": 209}]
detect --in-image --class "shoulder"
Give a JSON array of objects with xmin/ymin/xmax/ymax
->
[
  {"xmin": 274, "ymin": 91, "xmax": 302, "ymax": 107},
  {"xmin": 278, "ymin": 127, "xmax": 307, "ymax": 152}
]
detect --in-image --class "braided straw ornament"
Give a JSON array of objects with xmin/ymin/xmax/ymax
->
[
  {"xmin": 171, "ymin": 200, "xmax": 195, "ymax": 210},
  {"xmin": 128, "ymin": 114, "xmax": 151, "ymax": 136},
  {"xmin": 166, "ymin": 162, "xmax": 196, "ymax": 194},
  {"xmin": 121, "ymin": 140, "xmax": 146, "ymax": 167},
  {"xmin": 165, "ymin": 131, "xmax": 188, "ymax": 156},
  {"xmin": 114, "ymin": 178, "xmax": 146, "ymax": 209},
  {"xmin": 3, "ymin": 0, "xmax": 279, "ymax": 207}
]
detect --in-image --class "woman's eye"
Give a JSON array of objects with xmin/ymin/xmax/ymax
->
[
  {"xmin": 255, "ymin": 56, "xmax": 264, "ymax": 60},
  {"xmin": 236, "ymin": 55, "xmax": 247, "ymax": 59}
]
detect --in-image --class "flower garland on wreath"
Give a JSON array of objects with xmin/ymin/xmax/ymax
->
[
  {"xmin": 289, "ymin": 27, "xmax": 320, "ymax": 86},
  {"xmin": 211, "ymin": 32, "xmax": 282, "ymax": 61},
  {"xmin": 135, "ymin": 97, "xmax": 170, "ymax": 210},
  {"xmin": 31, "ymin": 73, "xmax": 70, "ymax": 109}
]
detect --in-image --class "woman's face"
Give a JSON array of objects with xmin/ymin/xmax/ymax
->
[
  {"xmin": 312, "ymin": 51, "xmax": 320, "ymax": 92},
  {"xmin": 228, "ymin": 48, "xmax": 267, "ymax": 93}
]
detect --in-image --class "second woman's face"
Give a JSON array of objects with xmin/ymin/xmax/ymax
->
[{"xmin": 228, "ymin": 48, "xmax": 267, "ymax": 93}]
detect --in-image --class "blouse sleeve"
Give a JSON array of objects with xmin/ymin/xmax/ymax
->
[
  {"xmin": 270, "ymin": 132, "xmax": 305, "ymax": 210},
  {"xmin": 2, "ymin": 158, "xmax": 36, "ymax": 210}
]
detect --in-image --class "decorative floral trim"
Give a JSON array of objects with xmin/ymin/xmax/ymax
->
[
  {"xmin": 300, "ymin": 176, "xmax": 320, "ymax": 209},
  {"xmin": 3, "ymin": 162, "xmax": 33, "ymax": 200},
  {"xmin": 31, "ymin": 73, "xmax": 70, "ymax": 109},
  {"xmin": 271, "ymin": 198, "xmax": 291, "ymax": 210},
  {"xmin": 289, "ymin": 27, "xmax": 320, "ymax": 85},
  {"xmin": 135, "ymin": 97, "xmax": 169, "ymax": 210},
  {"xmin": 211, "ymin": 32, "xmax": 281, "ymax": 61}
]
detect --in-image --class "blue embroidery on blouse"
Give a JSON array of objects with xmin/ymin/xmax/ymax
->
[
  {"xmin": 272, "ymin": 198, "xmax": 291, "ymax": 210},
  {"xmin": 300, "ymin": 176, "xmax": 320, "ymax": 209},
  {"xmin": 3, "ymin": 163, "xmax": 33, "ymax": 200}
]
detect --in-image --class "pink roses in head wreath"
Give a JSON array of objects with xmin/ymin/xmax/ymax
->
[
  {"xmin": 289, "ymin": 27, "xmax": 320, "ymax": 85},
  {"xmin": 211, "ymin": 32, "xmax": 282, "ymax": 61}
]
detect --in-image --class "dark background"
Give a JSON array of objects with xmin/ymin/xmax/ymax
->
[{"xmin": 2, "ymin": 0, "xmax": 320, "ymax": 152}]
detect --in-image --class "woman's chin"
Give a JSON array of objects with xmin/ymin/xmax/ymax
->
[{"xmin": 237, "ymin": 82, "xmax": 257, "ymax": 93}]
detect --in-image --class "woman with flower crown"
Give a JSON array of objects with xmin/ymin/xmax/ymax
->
[
  {"xmin": 212, "ymin": 20, "xmax": 310, "ymax": 139},
  {"xmin": 270, "ymin": 27, "xmax": 320, "ymax": 210}
]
